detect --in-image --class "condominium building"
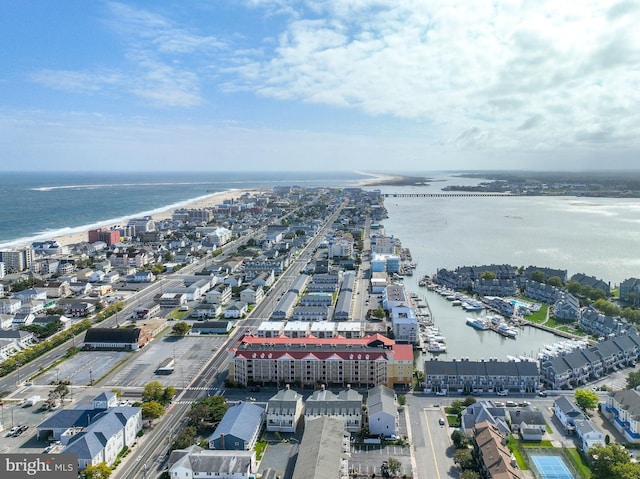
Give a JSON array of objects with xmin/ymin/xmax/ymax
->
[{"xmin": 229, "ymin": 334, "xmax": 413, "ymax": 388}]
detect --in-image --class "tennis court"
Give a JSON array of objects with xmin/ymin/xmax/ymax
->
[{"xmin": 530, "ymin": 455, "xmax": 574, "ymax": 479}]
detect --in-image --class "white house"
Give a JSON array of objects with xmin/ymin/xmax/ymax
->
[
  {"xmin": 38, "ymin": 392, "xmax": 142, "ymax": 471},
  {"xmin": 224, "ymin": 302, "xmax": 248, "ymax": 319},
  {"xmin": 554, "ymin": 396, "xmax": 587, "ymax": 433},
  {"xmin": 367, "ymin": 385, "xmax": 398, "ymax": 438},
  {"xmin": 266, "ymin": 387, "xmax": 304, "ymax": 433},
  {"xmin": 575, "ymin": 419, "xmax": 605, "ymax": 452},
  {"xmin": 169, "ymin": 446, "xmax": 256, "ymax": 479},
  {"xmin": 603, "ymin": 389, "xmax": 640, "ymax": 443}
]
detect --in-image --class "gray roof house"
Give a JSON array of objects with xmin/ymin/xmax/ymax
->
[
  {"xmin": 367, "ymin": 385, "xmax": 398, "ymax": 438},
  {"xmin": 292, "ymin": 416, "xmax": 347, "ymax": 479},
  {"xmin": 461, "ymin": 401, "xmax": 510, "ymax": 435},
  {"xmin": 37, "ymin": 392, "xmax": 142, "ymax": 471},
  {"xmin": 168, "ymin": 445, "xmax": 256, "ymax": 479},
  {"xmin": 507, "ymin": 409, "xmax": 546, "ymax": 441},
  {"xmin": 208, "ymin": 402, "xmax": 265, "ymax": 450},
  {"xmin": 304, "ymin": 387, "xmax": 363, "ymax": 433},
  {"xmin": 554, "ymin": 396, "xmax": 586, "ymax": 433},
  {"xmin": 574, "ymin": 418, "xmax": 605, "ymax": 452},
  {"xmin": 266, "ymin": 387, "xmax": 304, "ymax": 433}
]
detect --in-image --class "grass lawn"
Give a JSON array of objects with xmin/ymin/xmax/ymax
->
[
  {"xmin": 254, "ymin": 440, "xmax": 267, "ymax": 460},
  {"xmin": 565, "ymin": 448, "xmax": 592, "ymax": 479}
]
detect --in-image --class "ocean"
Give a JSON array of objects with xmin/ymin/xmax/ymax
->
[{"xmin": 0, "ymin": 171, "xmax": 368, "ymax": 249}]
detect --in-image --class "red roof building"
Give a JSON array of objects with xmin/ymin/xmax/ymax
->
[{"xmin": 229, "ymin": 333, "xmax": 413, "ymax": 388}]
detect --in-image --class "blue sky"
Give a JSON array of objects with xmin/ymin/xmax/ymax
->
[{"xmin": 1, "ymin": 1, "xmax": 639, "ymax": 172}]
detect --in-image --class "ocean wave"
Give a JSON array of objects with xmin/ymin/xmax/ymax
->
[{"xmin": 0, "ymin": 190, "xmax": 237, "ymax": 250}]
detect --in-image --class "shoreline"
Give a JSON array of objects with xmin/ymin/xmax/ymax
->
[{"xmin": 1, "ymin": 188, "xmax": 262, "ymax": 250}]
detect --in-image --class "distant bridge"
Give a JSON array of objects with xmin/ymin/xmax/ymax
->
[{"xmin": 382, "ymin": 192, "xmax": 521, "ymax": 198}]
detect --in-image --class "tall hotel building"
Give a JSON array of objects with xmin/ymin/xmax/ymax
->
[{"xmin": 229, "ymin": 334, "xmax": 414, "ymax": 388}]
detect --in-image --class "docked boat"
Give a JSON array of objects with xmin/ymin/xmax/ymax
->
[
  {"xmin": 427, "ymin": 341, "xmax": 447, "ymax": 353},
  {"xmin": 466, "ymin": 317, "xmax": 490, "ymax": 330},
  {"xmin": 461, "ymin": 300, "xmax": 484, "ymax": 311},
  {"xmin": 498, "ymin": 323, "xmax": 518, "ymax": 338}
]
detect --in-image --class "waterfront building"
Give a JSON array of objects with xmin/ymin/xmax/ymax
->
[
  {"xmin": 88, "ymin": 228, "xmax": 121, "ymax": 246},
  {"xmin": 390, "ymin": 305, "xmax": 419, "ymax": 344},
  {"xmin": 523, "ymin": 280, "xmax": 561, "ymax": 304},
  {"xmin": 579, "ymin": 306, "xmax": 631, "ymax": 338},
  {"xmin": 473, "ymin": 278, "xmax": 518, "ymax": 297},
  {"xmin": 424, "ymin": 358, "xmax": 539, "ymax": 394},
  {"xmin": 0, "ymin": 247, "xmax": 33, "ymax": 273},
  {"xmin": 570, "ymin": 273, "xmax": 610, "ymax": 295},
  {"xmin": 620, "ymin": 278, "xmax": 640, "ymax": 308},
  {"xmin": 603, "ymin": 389, "xmax": 640, "ymax": 443},
  {"xmin": 229, "ymin": 334, "xmax": 413, "ymax": 388},
  {"xmin": 523, "ymin": 266, "xmax": 568, "ymax": 283},
  {"xmin": 553, "ymin": 292, "xmax": 581, "ymax": 321}
]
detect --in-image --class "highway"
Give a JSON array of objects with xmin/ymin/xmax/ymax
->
[{"xmin": 114, "ymin": 199, "xmax": 346, "ymax": 479}]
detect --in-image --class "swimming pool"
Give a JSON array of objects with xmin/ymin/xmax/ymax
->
[{"xmin": 530, "ymin": 455, "xmax": 574, "ymax": 479}]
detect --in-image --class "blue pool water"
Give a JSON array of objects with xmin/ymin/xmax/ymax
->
[{"xmin": 531, "ymin": 455, "xmax": 574, "ymax": 479}]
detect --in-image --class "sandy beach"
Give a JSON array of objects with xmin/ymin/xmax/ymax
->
[{"xmin": 50, "ymin": 189, "xmax": 261, "ymax": 247}]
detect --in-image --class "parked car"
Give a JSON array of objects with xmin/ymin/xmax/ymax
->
[
  {"xmin": 438, "ymin": 418, "xmax": 446, "ymax": 426},
  {"xmin": 5, "ymin": 426, "xmax": 19, "ymax": 437},
  {"xmin": 496, "ymin": 390, "xmax": 508, "ymax": 396},
  {"xmin": 538, "ymin": 390, "xmax": 547, "ymax": 397}
]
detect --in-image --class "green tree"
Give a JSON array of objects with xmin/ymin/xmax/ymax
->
[
  {"xmin": 387, "ymin": 457, "xmax": 401, "ymax": 477},
  {"xmin": 575, "ymin": 389, "xmax": 600, "ymax": 411},
  {"xmin": 451, "ymin": 430, "xmax": 469, "ymax": 449},
  {"xmin": 141, "ymin": 401, "xmax": 165, "ymax": 421},
  {"xmin": 566, "ymin": 280, "xmax": 582, "ymax": 295},
  {"xmin": 142, "ymin": 381, "xmax": 165, "ymax": 402},
  {"xmin": 462, "ymin": 396, "xmax": 477, "ymax": 407},
  {"xmin": 187, "ymin": 395, "xmax": 228, "ymax": 433},
  {"xmin": 163, "ymin": 386, "xmax": 177, "ymax": 403},
  {"xmin": 589, "ymin": 443, "xmax": 631, "ymax": 479},
  {"xmin": 453, "ymin": 448, "xmax": 474, "ymax": 470},
  {"xmin": 371, "ymin": 306, "xmax": 386, "ymax": 319},
  {"xmin": 546, "ymin": 276, "xmax": 563, "ymax": 287},
  {"xmin": 111, "ymin": 389, "xmax": 122, "ymax": 398},
  {"xmin": 172, "ymin": 321, "xmax": 191, "ymax": 336},
  {"xmin": 531, "ymin": 270, "xmax": 545, "ymax": 283},
  {"xmin": 612, "ymin": 461, "xmax": 640, "ymax": 479},
  {"xmin": 397, "ymin": 395, "xmax": 406, "ymax": 407},
  {"xmin": 480, "ymin": 271, "xmax": 497, "ymax": 280},
  {"xmin": 626, "ymin": 370, "xmax": 640, "ymax": 390},
  {"xmin": 460, "ymin": 471, "xmax": 480, "ymax": 479},
  {"xmin": 172, "ymin": 425, "xmax": 197, "ymax": 449},
  {"xmin": 82, "ymin": 462, "xmax": 112, "ymax": 479}
]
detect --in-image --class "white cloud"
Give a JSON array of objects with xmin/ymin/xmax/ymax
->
[{"xmin": 229, "ymin": 0, "xmax": 640, "ymax": 156}]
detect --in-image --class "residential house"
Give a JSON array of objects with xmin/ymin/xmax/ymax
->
[
  {"xmin": 132, "ymin": 302, "xmax": 161, "ymax": 320},
  {"xmin": 461, "ymin": 401, "xmax": 510, "ymax": 435},
  {"xmin": 249, "ymin": 271, "xmax": 275, "ymax": 288},
  {"xmin": 553, "ymin": 293, "xmax": 581, "ymax": 321},
  {"xmin": 126, "ymin": 270, "xmax": 156, "ymax": 283},
  {"xmin": 224, "ymin": 302, "xmax": 248, "ymax": 319},
  {"xmin": 239, "ymin": 286, "xmax": 264, "ymax": 305},
  {"xmin": 292, "ymin": 417, "xmax": 347, "ymax": 479},
  {"xmin": 571, "ymin": 273, "xmax": 610, "ymax": 295},
  {"xmin": 208, "ymin": 402, "xmax": 265, "ymax": 450},
  {"xmin": 206, "ymin": 284, "xmax": 233, "ymax": 306},
  {"xmin": 366, "ymin": 385, "xmax": 398, "ymax": 438},
  {"xmin": 579, "ymin": 306, "xmax": 629, "ymax": 338},
  {"xmin": 168, "ymin": 446, "xmax": 256, "ymax": 479},
  {"xmin": 11, "ymin": 312, "xmax": 35, "ymax": 330},
  {"xmin": 290, "ymin": 306, "xmax": 330, "ymax": 322},
  {"xmin": 554, "ymin": 396, "xmax": 587, "ymax": 435},
  {"xmin": 620, "ymin": 278, "xmax": 640, "ymax": 307},
  {"xmin": 266, "ymin": 387, "xmax": 304, "ymax": 433},
  {"xmin": 37, "ymin": 392, "xmax": 142, "ymax": 471},
  {"xmin": 524, "ymin": 280, "xmax": 560, "ymax": 304},
  {"xmin": 507, "ymin": 409, "xmax": 546, "ymax": 441},
  {"xmin": 472, "ymin": 420, "xmax": 522, "ymax": 479},
  {"xmin": 603, "ymin": 389, "xmax": 640, "ymax": 443},
  {"xmin": 304, "ymin": 387, "xmax": 363, "ymax": 433},
  {"xmin": 192, "ymin": 304, "xmax": 222, "ymax": 319},
  {"xmin": 333, "ymin": 290, "xmax": 352, "ymax": 321},
  {"xmin": 390, "ymin": 305, "xmax": 418, "ymax": 344},
  {"xmin": 574, "ymin": 419, "xmax": 605, "ymax": 452}
]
